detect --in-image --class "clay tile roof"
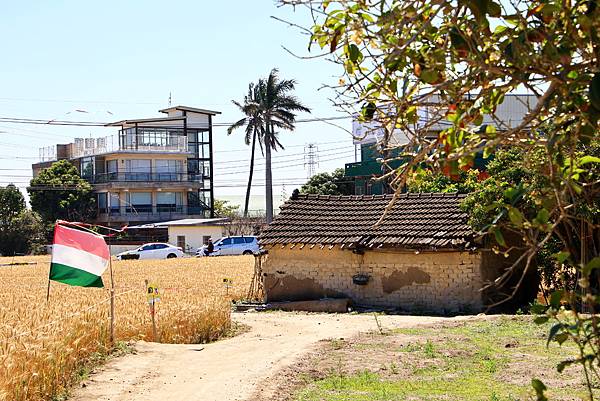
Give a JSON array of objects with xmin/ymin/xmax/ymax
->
[{"xmin": 258, "ymin": 193, "xmax": 474, "ymax": 249}]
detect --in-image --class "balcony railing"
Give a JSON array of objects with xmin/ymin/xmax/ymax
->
[
  {"xmin": 74, "ymin": 135, "xmax": 188, "ymax": 158},
  {"xmin": 88, "ymin": 172, "xmax": 203, "ymax": 184},
  {"xmin": 99, "ymin": 206, "xmax": 209, "ymax": 220},
  {"xmin": 38, "ymin": 134, "xmax": 189, "ymax": 162}
]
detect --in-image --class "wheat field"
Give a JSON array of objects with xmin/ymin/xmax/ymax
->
[{"xmin": 0, "ymin": 255, "xmax": 254, "ymax": 401}]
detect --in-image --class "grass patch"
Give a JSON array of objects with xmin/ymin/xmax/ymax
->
[{"xmin": 293, "ymin": 316, "xmax": 594, "ymax": 401}]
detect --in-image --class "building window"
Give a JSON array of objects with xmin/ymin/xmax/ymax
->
[
  {"xmin": 106, "ymin": 160, "xmax": 118, "ymax": 181},
  {"xmin": 125, "ymin": 159, "xmax": 151, "ymax": 181},
  {"xmin": 81, "ymin": 157, "xmax": 94, "ymax": 180},
  {"xmin": 126, "ymin": 192, "xmax": 152, "ymax": 213},
  {"xmin": 154, "ymin": 159, "xmax": 183, "ymax": 181},
  {"xmin": 98, "ymin": 193, "xmax": 108, "ymax": 214},
  {"xmin": 120, "ymin": 127, "xmax": 184, "ymax": 150},
  {"xmin": 156, "ymin": 192, "xmax": 183, "ymax": 213},
  {"xmin": 109, "ymin": 192, "xmax": 121, "ymax": 215}
]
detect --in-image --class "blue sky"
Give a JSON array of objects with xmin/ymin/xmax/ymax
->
[{"xmin": 0, "ymin": 1, "xmax": 356, "ymax": 210}]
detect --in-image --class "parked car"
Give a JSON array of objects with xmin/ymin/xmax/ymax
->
[
  {"xmin": 116, "ymin": 243, "xmax": 184, "ymax": 260},
  {"xmin": 196, "ymin": 236, "xmax": 259, "ymax": 257}
]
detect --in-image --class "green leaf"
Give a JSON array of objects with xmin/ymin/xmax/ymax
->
[
  {"xmin": 487, "ymin": 1, "xmax": 501, "ymax": 17},
  {"xmin": 554, "ymin": 332, "xmax": 569, "ymax": 345},
  {"xmin": 534, "ymin": 316, "xmax": 549, "ymax": 324},
  {"xmin": 552, "ymin": 251, "xmax": 570, "ymax": 264},
  {"xmin": 583, "ymin": 257, "xmax": 600, "ymax": 276},
  {"xmin": 547, "ymin": 323, "xmax": 564, "ymax": 346},
  {"xmin": 535, "ymin": 208, "xmax": 550, "ymax": 225},
  {"xmin": 549, "ymin": 290, "xmax": 563, "ymax": 308},
  {"xmin": 361, "ymin": 102, "xmax": 376, "ymax": 120},
  {"xmin": 578, "ymin": 155, "xmax": 600, "ymax": 165},
  {"xmin": 566, "ymin": 70, "xmax": 578, "ymax": 79},
  {"xmin": 493, "ymin": 25, "xmax": 508, "ymax": 34},
  {"xmin": 531, "ymin": 379, "xmax": 548, "ymax": 401},
  {"xmin": 530, "ymin": 303, "xmax": 547, "ymax": 314},
  {"xmin": 420, "ymin": 69, "xmax": 440, "ymax": 84},
  {"xmin": 557, "ymin": 359, "xmax": 580, "ymax": 373},
  {"xmin": 347, "ymin": 44, "xmax": 361, "ymax": 63},
  {"xmin": 507, "ymin": 207, "xmax": 524, "ymax": 226},
  {"xmin": 503, "ymin": 184, "xmax": 523, "ymax": 203},
  {"xmin": 494, "ymin": 228, "xmax": 506, "ymax": 247}
]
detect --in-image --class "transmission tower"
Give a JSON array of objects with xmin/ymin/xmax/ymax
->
[{"xmin": 304, "ymin": 143, "xmax": 319, "ymax": 179}]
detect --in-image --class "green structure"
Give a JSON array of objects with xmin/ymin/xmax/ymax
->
[{"xmin": 344, "ymin": 142, "xmax": 404, "ymax": 195}]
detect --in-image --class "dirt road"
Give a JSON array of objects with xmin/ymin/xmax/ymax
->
[{"xmin": 71, "ymin": 311, "xmax": 470, "ymax": 401}]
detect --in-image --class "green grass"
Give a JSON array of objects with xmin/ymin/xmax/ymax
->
[{"xmin": 294, "ymin": 316, "xmax": 592, "ymax": 401}]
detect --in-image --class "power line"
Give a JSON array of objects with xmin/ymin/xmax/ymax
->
[
  {"xmin": 0, "ymin": 96, "xmax": 164, "ymax": 105},
  {"xmin": 218, "ymin": 152, "xmax": 354, "ymax": 176},
  {"xmin": 0, "ymin": 140, "xmax": 353, "ymax": 161},
  {"xmin": 1, "ymin": 152, "xmax": 355, "ymax": 185},
  {"xmin": 0, "ymin": 114, "xmax": 351, "ymax": 128},
  {"xmin": 217, "ymin": 146, "xmax": 353, "ymax": 170}
]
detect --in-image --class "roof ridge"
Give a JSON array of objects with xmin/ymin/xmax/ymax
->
[{"xmin": 288, "ymin": 192, "xmax": 467, "ymax": 202}]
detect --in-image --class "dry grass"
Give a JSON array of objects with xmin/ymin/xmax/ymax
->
[{"xmin": 0, "ymin": 255, "xmax": 254, "ymax": 401}]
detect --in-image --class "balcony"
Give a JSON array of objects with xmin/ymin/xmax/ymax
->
[
  {"xmin": 96, "ymin": 206, "xmax": 210, "ymax": 223},
  {"xmin": 89, "ymin": 172, "xmax": 202, "ymax": 184},
  {"xmin": 38, "ymin": 133, "xmax": 188, "ymax": 162}
]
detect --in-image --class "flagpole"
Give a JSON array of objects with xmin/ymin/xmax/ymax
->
[
  {"xmin": 46, "ymin": 222, "xmax": 58, "ymax": 302},
  {"xmin": 108, "ymin": 214, "xmax": 116, "ymax": 345}
]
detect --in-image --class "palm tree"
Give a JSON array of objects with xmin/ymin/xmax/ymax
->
[
  {"xmin": 256, "ymin": 69, "xmax": 311, "ymax": 223},
  {"xmin": 228, "ymin": 83, "xmax": 263, "ymax": 218}
]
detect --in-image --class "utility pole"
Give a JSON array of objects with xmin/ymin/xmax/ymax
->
[{"xmin": 304, "ymin": 143, "xmax": 319, "ymax": 179}]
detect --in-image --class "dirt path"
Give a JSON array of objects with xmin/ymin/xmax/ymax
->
[{"xmin": 71, "ymin": 311, "xmax": 474, "ymax": 401}]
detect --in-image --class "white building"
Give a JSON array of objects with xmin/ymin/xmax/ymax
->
[{"xmin": 155, "ymin": 218, "xmax": 230, "ymax": 252}]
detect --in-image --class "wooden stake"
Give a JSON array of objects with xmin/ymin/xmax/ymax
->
[
  {"xmin": 145, "ymin": 279, "xmax": 158, "ymax": 342},
  {"xmin": 46, "ymin": 279, "xmax": 51, "ymax": 302}
]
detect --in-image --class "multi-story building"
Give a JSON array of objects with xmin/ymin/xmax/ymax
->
[
  {"xmin": 32, "ymin": 105, "xmax": 220, "ymax": 226},
  {"xmin": 344, "ymin": 94, "xmax": 536, "ymax": 195}
]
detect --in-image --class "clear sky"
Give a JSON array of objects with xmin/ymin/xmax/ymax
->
[{"xmin": 0, "ymin": 1, "xmax": 357, "ymax": 212}]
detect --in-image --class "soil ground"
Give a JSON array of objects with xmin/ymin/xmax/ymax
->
[
  {"xmin": 257, "ymin": 316, "xmax": 592, "ymax": 401},
  {"xmin": 70, "ymin": 311, "xmax": 471, "ymax": 401}
]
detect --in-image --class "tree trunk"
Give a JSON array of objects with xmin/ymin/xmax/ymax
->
[
  {"xmin": 265, "ymin": 123, "xmax": 274, "ymax": 224},
  {"xmin": 244, "ymin": 131, "xmax": 257, "ymax": 218}
]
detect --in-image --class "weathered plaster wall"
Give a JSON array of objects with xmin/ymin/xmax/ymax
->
[{"xmin": 262, "ymin": 246, "xmax": 485, "ymax": 314}]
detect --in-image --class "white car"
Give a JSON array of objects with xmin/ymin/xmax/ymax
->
[
  {"xmin": 196, "ymin": 236, "xmax": 260, "ymax": 257},
  {"xmin": 116, "ymin": 243, "xmax": 184, "ymax": 260}
]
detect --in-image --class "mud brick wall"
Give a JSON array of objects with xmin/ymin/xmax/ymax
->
[{"xmin": 262, "ymin": 246, "xmax": 487, "ymax": 314}]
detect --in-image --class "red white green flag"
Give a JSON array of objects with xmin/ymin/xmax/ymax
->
[{"xmin": 50, "ymin": 223, "xmax": 109, "ymax": 288}]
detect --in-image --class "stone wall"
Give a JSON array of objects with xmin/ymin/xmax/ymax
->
[{"xmin": 262, "ymin": 246, "xmax": 485, "ymax": 314}]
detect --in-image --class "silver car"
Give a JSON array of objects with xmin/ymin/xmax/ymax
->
[{"xmin": 196, "ymin": 236, "xmax": 259, "ymax": 257}]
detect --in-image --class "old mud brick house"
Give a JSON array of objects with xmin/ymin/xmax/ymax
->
[{"xmin": 258, "ymin": 193, "xmax": 535, "ymax": 314}]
